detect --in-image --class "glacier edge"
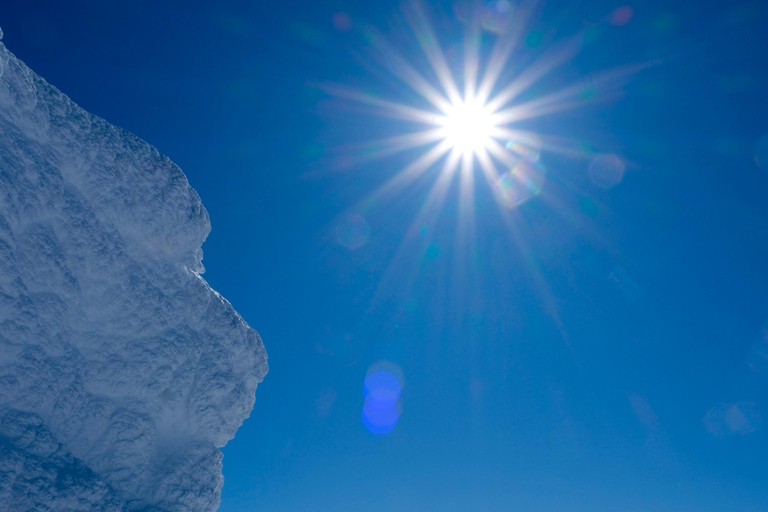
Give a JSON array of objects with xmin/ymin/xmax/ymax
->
[{"xmin": 0, "ymin": 29, "xmax": 268, "ymax": 512}]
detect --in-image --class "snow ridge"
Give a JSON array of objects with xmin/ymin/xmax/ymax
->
[{"xmin": 0, "ymin": 31, "xmax": 267, "ymax": 511}]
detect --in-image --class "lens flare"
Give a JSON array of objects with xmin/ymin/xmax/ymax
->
[
  {"xmin": 361, "ymin": 362, "xmax": 404, "ymax": 435},
  {"xmin": 588, "ymin": 153, "xmax": 625, "ymax": 189},
  {"xmin": 496, "ymin": 160, "xmax": 545, "ymax": 208},
  {"xmin": 336, "ymin": 213, "xmax": 370, "ymax": 249},
  {"xmin": 362, "ymin": 398, "xmax": 400, "ymax": 434}
]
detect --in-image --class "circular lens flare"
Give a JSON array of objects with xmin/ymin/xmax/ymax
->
[
  {"xmin": 496, "ymin": 160, "xmax": 546, "ymax": 208},
  {"xmin": 439, "ymin": 97, "xmax": 497, "ymax": 156}
]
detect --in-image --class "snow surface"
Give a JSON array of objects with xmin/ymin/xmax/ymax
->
[{"xmin": 0, "ymin": 31, "xmax": 268, "ymax": 511}]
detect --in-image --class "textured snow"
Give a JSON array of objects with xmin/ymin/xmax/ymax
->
[{"xmin": 0, "ymin": 31, "xmax": 268, "ymax": 511}]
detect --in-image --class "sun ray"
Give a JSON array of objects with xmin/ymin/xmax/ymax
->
[
  {"xmin": 475, "ymin": 5, "xmax": 535, "ymax": 105},
  {"xmin": 366, "ymin": 148, "xmax": 462, "ymax": 311},
  {"xmin": 366, "ymin": 139, "xmax": 454, "ymax": 204},
  {"xmin": 457, "ymin": 152, "xmax": 477, "ymax": 225},
  {"xmin": 453, "ymin": 151, "xmax": 478, "ymax": 281},
  {"xmin": 484, "ymin": 37, "xmax": 583, "ymax": 113},
  {"xmin": 484, "ymin": 138, "xmax": 519, "ymax": 168},
  {"xmin": 366, "ymin": 28, "xmax": 454, "ymax": 113},
  {"xmin": 462, "ymin": 12, "xmax": 482, "ymax": 101},
  {"xmin": 354, "ymin": 128, "xmax": 447, "ymax": 158},
  {"xmin": 325, "ymin": 86, "xmax": 445, "ymax": 124},
  {"xmin": 408, "ymin": 148, "xmax": 462, "ymax": 235},
  {"xmin": 405, "ymin": 0, "xmax": 463, "ymax": 105},
  {"xmin": 475, "ymin": 148, "xmax": 507, "ymax": 215},
  {"xmin": 493, "ymin": 62, "xmax": 649, "ymax": 124},
  {"xmin": 499, "ymin": 205, "xmax": 571, "ymax": 346},
  {"xmin": 494, "ymin": 127, "xmax": 588, "ymax": 158}
]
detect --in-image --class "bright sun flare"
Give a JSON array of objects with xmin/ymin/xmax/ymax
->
[
  {"xmin": 438, "ymin": 98, "xmax": 497, "ymax": 156},
  {"xmin": 330, "ymin": 0, "xmax": 635, "ymax": 218}
]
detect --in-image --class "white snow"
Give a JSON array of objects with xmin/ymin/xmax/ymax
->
[{"xmin": 0, "ymin": 30, "xmax": 268, "ymax": 511}]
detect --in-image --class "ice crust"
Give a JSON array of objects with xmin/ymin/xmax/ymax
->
[{"xmin": 0, "ymin": 32, "xmax": 267, "ymax": 511}]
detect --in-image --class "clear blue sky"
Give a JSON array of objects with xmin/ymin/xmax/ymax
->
[{"xmin": 3, "ymin": 0, "xmax": 768, "ymax": 510}]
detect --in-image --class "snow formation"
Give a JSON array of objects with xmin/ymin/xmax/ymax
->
[{"xmin": 0, "ymin": 30, "xmax": 268, "ymax": 511}]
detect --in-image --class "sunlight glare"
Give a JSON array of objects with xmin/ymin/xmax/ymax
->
[
  {"xmin": 439, "ymin": 97, "xmax": 497, "ymax": 157},
  {"xmin": 333, "ymin": 0, "xmax": 639, "ymax": 226}
]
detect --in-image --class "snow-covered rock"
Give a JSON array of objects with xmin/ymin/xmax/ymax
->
[{"xmin": 0, "ymin": 30, "xmax": 267, "ymax": 511}]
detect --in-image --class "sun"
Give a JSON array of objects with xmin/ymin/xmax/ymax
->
[
  {"xmin": 327, "ymin": 0, "xmax": 638, "ymax": 220},
  {"xmin": 438, "ymin": 96, "xmax": 498, "ymax": 157}
]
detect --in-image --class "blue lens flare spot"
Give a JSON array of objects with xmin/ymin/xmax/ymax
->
[
  {"xmin": 364, "ymin": 370, "xmax": 401, "ymax": 401},
  {"xmin": 361, "ymin": 362, "xmax": 404, "ymax": 435},
  {"xmin": 361, "ymin": 398, "xmax": 400, "ymax": 434}
]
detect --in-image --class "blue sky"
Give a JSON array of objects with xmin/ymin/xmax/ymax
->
[{"xmin": 3, "ymin": 0, "xmax": 768, "ymax": 510}]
